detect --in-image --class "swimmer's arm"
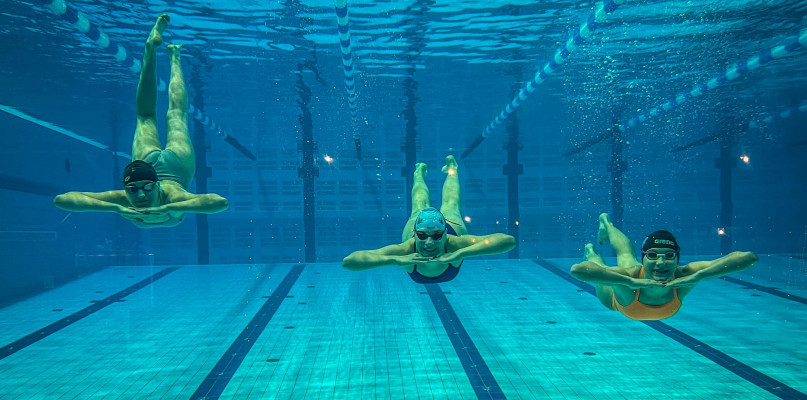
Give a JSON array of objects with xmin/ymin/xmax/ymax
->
[
  {"xmin": 53, "ymin": 191, "xmax": 128, "ymax": 212},
  {"xmin": 162, "ymin": 192, "xmax": 229, "ymax": 215},
  {"xmin": 452, "ymin": 233, "xmax": 516, "ymax": 259},
  {"xmin": 680, "ymin": 251, "xmax": 759, "ymax": 281},
  {"xmin": 570, "ymin": 261, "xmax": 635, "ymax": 286},
  {"xmin": 342, "ymin": 242, "xmax": 420, "ymax": 271}
]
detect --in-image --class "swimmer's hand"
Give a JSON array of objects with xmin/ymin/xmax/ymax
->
[
  {"xmin": 117, "ymin": 205, "xmax": 146, "ymax": 217},
  {"xmin": 393, "ymin": 253, "xmax": 434, "ymax": 265},
  {"xmin": 626, "ymin": 278, "xmax": 666, "ymax": 289},
  {"xmin": 432, "ymin": 251, "xmax": 463, "ymax": 265},
  {"xmin": 138, "ymin": 205, "xmax": 170, "ymax": 215},
  {"xmin": 662, "ymin": 275, "xmax": 701, "ymax": 288}
]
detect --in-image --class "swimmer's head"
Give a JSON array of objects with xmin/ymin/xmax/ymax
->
[
  {"xmin": 415, "ymin": 207, "xmax": 446, "ymax": 231},
  {"xmin": 640, "ymin": 230, "xmax": 680, "ymax": 282},
  {"xmin": 641, "ymin": 230, "xmax": 680, "ymax": 254},
  {"xmin": 122, "ymin": 160, "xmax": 160, "ymax": 207},
  {"xmin": 413, "ymin": 207, "xmax": 447, "ymax": 257},
  {"xmin": 123, "ymin": 160, "xmax": 158, "ymax": 186}
]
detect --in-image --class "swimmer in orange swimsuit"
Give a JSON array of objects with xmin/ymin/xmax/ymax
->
[{"xmin": 570, "ymin": 213, "xmax": 758, "ymax": 320}]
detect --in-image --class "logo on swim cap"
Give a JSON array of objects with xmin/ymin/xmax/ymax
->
[
  {"xmin": 122, "ymin": 160, "xmax": 158, "ymax": 186},
  {"xmin": 641, "ymin": 230, "xmax": 680, "ymax": 252},
  {"xmin": 415, "ymin": 207, "xmax": 445, "ymax": 231}
]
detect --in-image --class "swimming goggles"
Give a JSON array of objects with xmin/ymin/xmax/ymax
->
[
  {"xmin": 124, "ymin": 181, "xmax": 156, "ymax": 194},
  {"xmin": 642, "ymin": 250, "xmax": 678, "ymax": 260},
  {"xmin": 415, "ymin": 230, "xmax": 445, "ymax": 240}
]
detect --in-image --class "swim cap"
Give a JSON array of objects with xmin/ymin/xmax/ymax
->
[
  {"xmin": 122, "ymin": 160, "xmax": 158, "ymax": 185},
  {"xmin": 414, "ymin": 207, "xmax": 446, "ymax": 231},
  {"xmin": 641, "ymin": 230, "xmax": 680, "ymax": 252}
]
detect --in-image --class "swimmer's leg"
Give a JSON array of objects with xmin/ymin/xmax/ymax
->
[
  {"xmin": 439, "ymin": 155, "xmax": 467, "ymax": 236},
  {"xmin": 402, "ymin": 163, "xmax": 430, "ymax": 242},
  {"xmin": 584, "ymin": 243, "xmax": 606, "ymax": 267},
  {"xmin": 585, "ymin": 243, "xmax": 617, "ymax": 309},
  {"xmin": 595, "ymin": 284, "xmax": 617, "ymax": 310},
  {"xmin": 132, "ymin": 14, "xmax": 169, "ymax": 161},
  {"xmin": 598, "ymin": 212, "xmax": 640, "ymax": 268},
  {"xmin": 164, "ymin": 43, "xmax": 195, "ymax": 178}
]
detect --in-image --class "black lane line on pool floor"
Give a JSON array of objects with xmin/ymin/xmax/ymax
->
[
  {"xmin": 425, "ymin": 284, "xmax": 506, "ymax": 400},
  {"xmin": 0, "ymin": 267, "xmax": 180, "ymax": 361},
  {"xmin": 191, "ymin": 264, "xmax": 305, "ymax": 400},
  {"xmin": 720, "ymin": 276, "xmax": 807, "ymax": 305},
  {"xmin": 533, "ymin": 259, "xmax": 807, "ymax": 400}
]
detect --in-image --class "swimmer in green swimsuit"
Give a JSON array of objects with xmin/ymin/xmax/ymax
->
[
  {"xmin": 342, "ymin": 155, "xmax": 516, "ymax": 282},
  {"xmin": 53, "ymin": 14, "xmax": 228, "ymax": 228}
]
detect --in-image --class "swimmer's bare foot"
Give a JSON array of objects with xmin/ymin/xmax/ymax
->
[
  {"xmin": 584, "ymin": 243, "xmax": 598, "ymax": 260},
  {"xmin": 414, "ymin": 162, "xmax": 428, "ymax": 179},
  {"xmin": 147, "ymin": 14, "xmax": 170, "ymax": 48},
  {"xmin": 584, "ymin": 243, "xmax": 607, "ymax": 267},
  {"xmin": 167, "ymin": 43, "xmax": 182, "ymax": 58},
  {"xmin": 597, "ymin": 213, "xmax": 611, "ymax": 245},
  {"xmin": 441, "ymin": 155, "xmax": 458, "ymax": 175}
]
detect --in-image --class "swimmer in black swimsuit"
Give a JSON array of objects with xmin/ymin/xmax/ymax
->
[
  {"xmin": 342, "ymin": 155, "xmax": 516, "ymax": 283},
  {"xmin": 53, "ymin": 14, "xmax": 228, "ymax": 228}
]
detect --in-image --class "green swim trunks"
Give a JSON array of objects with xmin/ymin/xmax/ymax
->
[{"xmin": 142, "ymin": 149, "xmax": 193, "ymax": 190}]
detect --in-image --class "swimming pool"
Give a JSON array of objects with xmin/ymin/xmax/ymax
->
[
  {"xmin": 1, "ymin": 256, "xmax": 804, "ymax": 399},
  {"xmin": 2, "ymin": 0, "xmax": 807, "ymax": 398}
]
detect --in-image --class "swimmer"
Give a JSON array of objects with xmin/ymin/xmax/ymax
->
[
  {"xmin": 570, "ymin": 213, "xmax": 758, "ymax": 320},
  {"xmin": 342, "ymin": 155, "xmax": 516, "ymax": 283},
  {"xmin": 53, "ymin": 14, "xmax": 228, "ymax": 228}
]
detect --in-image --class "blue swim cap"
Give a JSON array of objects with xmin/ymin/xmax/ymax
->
[{"xmin": 415, "ymin": 207, "xmax": 446, "ymax": 231}]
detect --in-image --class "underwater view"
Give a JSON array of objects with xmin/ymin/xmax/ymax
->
[{"xmin": 1, "ymin": 0, "xmax": 806, "ymax": 398}]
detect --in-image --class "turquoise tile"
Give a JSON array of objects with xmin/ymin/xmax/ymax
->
[{"xmin": 0, "ymin": 260, "xmax": 801, "ymax": 399}]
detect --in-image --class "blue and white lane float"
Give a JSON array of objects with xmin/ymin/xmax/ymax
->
[
  {"xmin": 39, "ymin": 0, "xmax": 140, "ymax": 73},
  {"xmin": 334, "ymin": 0, "xmax": 363, "ymax": 160},
  {"xmin": 36, "ymin": 0, "xmax": 255, "ymax": 159},
  {"xmin": 462, "ymin": 0, "xmax": 626, "ymax": 159},
  {"xmin": 749, "ymin": 100, "xmax": 807, "ymax": 129},
  {"xmin": 621, "ymin": 28, "xmax": 807, "ymax": 132}
]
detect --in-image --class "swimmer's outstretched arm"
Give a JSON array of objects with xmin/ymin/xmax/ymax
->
[
  {"xmin": 435, "ymin": 233, "xmax": 516, "ymax": 264},
  {"xmin": 342, "ymin": 241, "xmax": 427, "ymax": 271},
  {"xmin": 54, "ymin": 191, "xmax": 152, "ymax": 218},
  {"xmin": 53, "ymin": 191, "xmax": 128, "ymax": 213},
  {"xmin": 665, "ymin": 251, "xmax": 758, "ymax": 288},
  {"xmin": 570, "ymin": 262, "xmax": 662, "ymax": 289},
  {"xmin": 148, "ymin": 192, "xmax": 229, "ymax": 216}
]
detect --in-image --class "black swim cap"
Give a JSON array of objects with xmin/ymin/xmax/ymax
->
[
  {"xmin": 641, "ymin": 230, "xmax": 680, "ymax": 252},
  {"xmin": 122, "ymin": 160, "xmax": 158, "ymax": 186}
]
